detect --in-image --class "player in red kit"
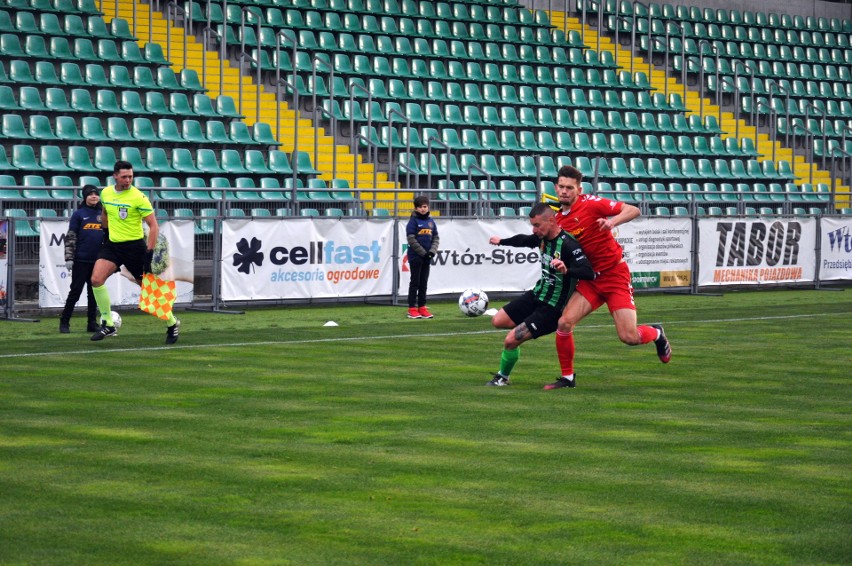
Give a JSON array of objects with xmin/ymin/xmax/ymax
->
[{"xmin": 544, "ymin": 165, "xmax": 671, "ymax": 390}]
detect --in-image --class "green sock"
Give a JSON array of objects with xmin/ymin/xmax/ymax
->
[
  {"xmin": 166, "ymin": 312, "xmax": 177, "ymax": 326},
  {"xmin": 499, "ymin": 347, "xmax": 520, "ymax": 377},
  {"xmin": 92, "ymin": 285, "xmax": 113, "ymax": 326}
]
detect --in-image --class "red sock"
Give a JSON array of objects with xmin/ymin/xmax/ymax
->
[
  {"xmin": 637, "ymin": 325, "xmax": 659, "ymax": 344},
  {"xmin": 555, "ymin": 330, "xmax": 575, "ymax": 376}
]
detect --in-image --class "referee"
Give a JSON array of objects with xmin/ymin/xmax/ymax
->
[{"xmin": 89, "ymin": 160, "xmax": 180, "ymax": 344}]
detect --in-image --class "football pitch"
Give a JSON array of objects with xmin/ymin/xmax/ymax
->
[{"xmin": 1, "ymin": 289, "xmax": 850, "ymax": 565}]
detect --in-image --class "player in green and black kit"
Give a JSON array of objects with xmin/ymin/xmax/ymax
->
[{"xmin": 486, "ymin": 202, "xmax": 594, "ymax": 387}]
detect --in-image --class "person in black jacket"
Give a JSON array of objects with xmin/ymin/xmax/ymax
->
[
  {"xmin": 405, "ymin": 195, "xmax": 440, "ymax": 319},
  {"xmin": 59, "ymin": 185, "xmax": 103, "ymax": 333},
  {"xmin": 485, "ymin": 202, "xmax": 594, "ymax": 387}
]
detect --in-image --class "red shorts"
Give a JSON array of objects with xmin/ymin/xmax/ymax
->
[{"xmin": 576, "ymin": 260, "xmax": 636, "ymax": 314}]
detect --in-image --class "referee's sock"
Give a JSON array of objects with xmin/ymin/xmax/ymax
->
[{"xmin": 92, "ymin": 285, "xmax": 113, "ymax": 326}]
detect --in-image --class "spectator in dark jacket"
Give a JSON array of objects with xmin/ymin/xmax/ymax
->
[{"xmin": 59, "ymin": 185, "xmax": 103, "ymax": 333}]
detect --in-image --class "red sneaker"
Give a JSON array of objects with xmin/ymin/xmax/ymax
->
[
  {"xmin": 650, "ymin": 324, "xmax": 671, "ymax": 363},
  {"xmin": 407, "ymin": 307, "xmax": 421, "ymax": 319},
  {"xmin": 418, "ymin": 306, "xmax": 433, "ymax": 319}
]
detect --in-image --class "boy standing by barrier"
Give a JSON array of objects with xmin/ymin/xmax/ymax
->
[
  {"xmin": 405, "ymin": 195, "xmax": 440, "ymax": 319},
  {"xmin": 59, "ymin": 185, "xmax": 103, "ymax": 333}
]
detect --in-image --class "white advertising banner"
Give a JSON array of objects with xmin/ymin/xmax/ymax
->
[
  {"xmin": 616, "ymin": 217, "xmax": 693, "ymax": 289},
  {"xmin": 819, "ymin": 216, "xmax": 852, "ymax": 281},
  {"xmin": 697, "ymin": 217, "xmax": 817, "ymax": 286},
  {"xmin": 397, "ymin": 217, "xmax": 538, "ymax": 295},
  {"xmin": 220, "ymin": 218, "xmax": 395, "ymax": 300},
  {"xmin": 39, "ymin": 219, "xmax": 195, "ymax": 308}
]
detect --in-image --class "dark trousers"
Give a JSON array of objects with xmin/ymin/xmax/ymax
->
[
  {"xmin": 407, "ymin": 254, "xmax": 431, "ymax": 308},
  {"xmin": 60, "ymin": 261, "xmax": 97, "ymax": 325}
]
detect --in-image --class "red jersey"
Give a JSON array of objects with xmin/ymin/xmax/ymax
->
[{"xmin": 556, "ymin": 194, "xmax": 625, "ymax": 272}]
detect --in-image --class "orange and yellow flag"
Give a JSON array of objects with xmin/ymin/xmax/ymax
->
[{"xmin": 138, "ymin": 273, "xmax": 176, "ymax": 321}]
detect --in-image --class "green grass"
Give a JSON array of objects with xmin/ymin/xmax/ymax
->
[{"xmin": 1, "ymin": 290, "xmax": 850, "ymax": 565}]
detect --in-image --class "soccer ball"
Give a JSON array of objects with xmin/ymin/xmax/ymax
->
[
  {"xmin": 110, "ymin": 311, "xmax": 122, "ymax": 329},
  {"xmin": 459, "ymin": 288, "xmax": 489, "ymax": 317}
]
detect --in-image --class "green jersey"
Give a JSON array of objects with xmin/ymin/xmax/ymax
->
[
  {"xmin": 100, "ymin": 184, "xmax": 153, "ymax": 243},
  {"xmin": 498, "ymin": 231, "xmax": 595, "ymax": 309}
]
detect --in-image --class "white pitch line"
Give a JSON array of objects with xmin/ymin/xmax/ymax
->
[{"xmin": 0, "ymin": 311, "xmax": 845, "ymax": 360}]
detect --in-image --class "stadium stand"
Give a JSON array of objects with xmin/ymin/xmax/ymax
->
[{"xmin": 0, "ymin": 0, "xmax": 849, "ymax": 225}]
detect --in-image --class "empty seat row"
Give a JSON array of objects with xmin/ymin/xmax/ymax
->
[
  {"xmin": 714, "ymin": 77, "xmax": 852, "ymax": 102},
  {"xmin": 331, "ymin": 98, "xmax": 722, "ymax": 137},
  {"xmin": 0, "ymin": 114, "xmax": 279, "ymax": 148},
  {"xmin": 628, "ymin": 17, "xmax": 852, "ymax": 49},
  {"xmin": 775, "ymin": 117, "xmax": 852, "ymax": 141},
  {"xmin": 596, "ymin": 0, "xmax": 851, "ymax": 33},
  {"xmin": 593, "ymin": 179, "xmax": 832, "ymax": 207},
  {"xmin": 252, "ymin": 29, "xmax": 610, "ymax": 72},
  {"xmin": 399, "ymin": 152, "xmax": 794, "ymax": 184},
  {"xmin": 0, "ymin": 144, "xmax": 320, "ymax": 178},
  {"xmin": 1, "ymin": 60, "xmax": 205, "ymax": 94},
  {"xmin": 0, "ymin": 0, "xmax": 99, "ymax": 16},
  {"xmin": 320, "ymin": 75, "xmax": 681, "ymax": 116},
  {"xmin": 0, "ymin": 86, "xmax": 242, "ymax": 120},
  {"xmin": 743, "ymin": 96, "xmax": 852, "ymax": 119},
  {"xmin": 0, "ymin": 33, "xmax": 166, "ymax": 67},
  {"xmin": 0, "ymin": 11, "xmax": 134, "ymax": 41},
  {"xmin": 364, "ymin": 124, "xmax": 756, "ymax": 160},
  {"xmin": 197, "ymin": 0, "xmax": 552, "ymax": 33},
  {"xmin": 267, "ymin": 50, "xmax": 650, "ymax": 91},
  {"xmin": 640, "ymin": 34, "xmax": 852, "ymax": 67},
  {"xmin": 199, "ymin": 0, "xmax": 546, "ymax": 29},
  {"xmin": 692, "ymin": 57, "xmax": 852, "ymax": 84}
]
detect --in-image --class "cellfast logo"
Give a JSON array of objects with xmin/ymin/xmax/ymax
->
[{"xmin": 233, "ymin": 237, "xmax": 383, "ymax": 284}]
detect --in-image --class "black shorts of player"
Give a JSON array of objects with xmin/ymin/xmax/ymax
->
[
  {"xmin": 502, "ymin": 290, "xmax": 562, "ymax": 339},
  {"xmin": 98, "ymin": 238, "xmax": 146, "ymax": 281}
]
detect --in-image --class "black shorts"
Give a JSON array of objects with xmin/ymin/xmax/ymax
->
[
  {"xmin": 98, "ymin": 238, "xmax": 146, "ymax": 280},
  {"xmin": 501, "ymin": 291, "xmax": 562, "ymax": 339}
]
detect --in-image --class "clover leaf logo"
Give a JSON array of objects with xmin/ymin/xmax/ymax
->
[{"xmin": 233, "ymin": 237, "xmax": 264, "ymax": 274}]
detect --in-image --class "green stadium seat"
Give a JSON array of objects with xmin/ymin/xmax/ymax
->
[
  {"xmin": 39, "ymin": 145, "xmax": 71, "ymax": 172},
  {"xmin": 221, "ymin": 150, "xmax": 249, "ymax": 174},
  {"xmin": 5, "ymin": 208, "xmax": 39, "ymax": 236}
]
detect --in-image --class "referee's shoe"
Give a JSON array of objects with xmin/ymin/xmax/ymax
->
[
  {"xmin": 166, "ymin": 319, "xmax": 181, "ymax": 345},
  {"xmin": 91, "ymin": 323, "xmax": 117, "ymax": 341}
]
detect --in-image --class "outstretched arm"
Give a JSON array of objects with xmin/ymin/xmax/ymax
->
[
  {"xmin": 489, "ymin": 234, "xmax": 540, "ymax": 248},
  {"xmin": 596, "ymin": 203, "xmax": 640, "ymax": 232}
]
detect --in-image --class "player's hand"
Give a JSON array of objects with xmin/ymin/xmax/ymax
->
[
  {"xmin": 550, "ymin": 258, "xmax": 567, "ymax": 274},
  {"xmin": 596, "ymin": 218, "xmax": 614, "ymax": 231},
  {"xmin": 489, "ymin": 236, "xmax": 501, "ymax": 245},
  {"xmin": 65, "ymin": 260, "xmax": 73, "ymax": 271},
  {"xmin": 143, "ymin": 249, "xmax": 154, "ymax": 274},
  {"xmin": 426, "ymin": 251, "xmax": 435, "ymax": 260}
]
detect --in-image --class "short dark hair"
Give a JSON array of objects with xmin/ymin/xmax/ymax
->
[
  {"xmin": 557, "ymin": 165, "xmax": 582, "ymax": 184},
  {"xmin": 413, "ymin": 195, "xmax": 429, "ymax": 207},
  {"xmin": 529, "ymin": 202, "xmax": 555, "ymax": 218},
  {"xmin": 113, "ymin": 160, "xmax": 133, "ymax": 174}
]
